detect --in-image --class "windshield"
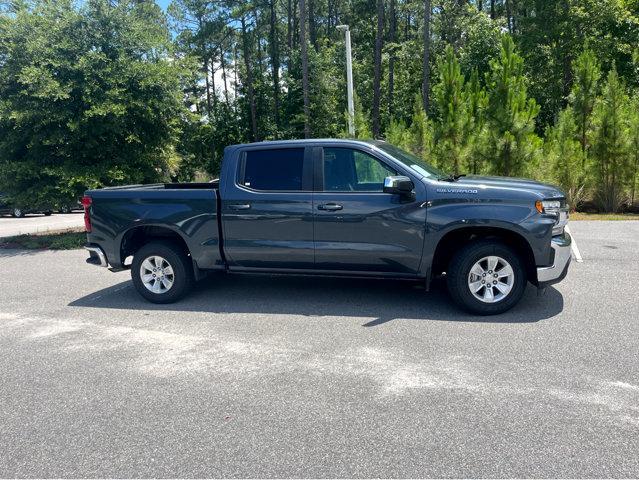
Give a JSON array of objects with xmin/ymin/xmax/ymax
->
[{"xmin": 375, "ymin": 143, "xmax": 446, "ymax": 179}]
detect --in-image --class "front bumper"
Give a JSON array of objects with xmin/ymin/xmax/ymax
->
[{"xmin": 536, "ymin": 231, "xmax": 572, "ymax": 286}]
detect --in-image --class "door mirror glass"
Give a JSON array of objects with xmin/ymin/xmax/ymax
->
[{"xmin": 383, "ymin": 176, "xmax": 414, "ymax": 195}]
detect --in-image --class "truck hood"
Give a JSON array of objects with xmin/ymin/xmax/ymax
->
[{"xmin": 453, "ymin": 175, "xmax": 565, "ymax": 199}]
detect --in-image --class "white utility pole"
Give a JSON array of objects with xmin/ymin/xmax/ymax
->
[{"xmin": 337, "ymin": 25, "xmax": 355, "ymax": 137}]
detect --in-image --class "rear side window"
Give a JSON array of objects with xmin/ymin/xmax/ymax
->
[{"xmin": 242, "ymin": 148, "xmax": 305, "ymax": 191}]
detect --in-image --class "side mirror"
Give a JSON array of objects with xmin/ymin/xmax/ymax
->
[{"xmin": 383, "ymin": 175, "xmax": 414, "ymax": 195}]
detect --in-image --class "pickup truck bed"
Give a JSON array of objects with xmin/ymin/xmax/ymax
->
[{"xmin": 86, "ymin": 182, "xmax": 224, "ymax": 272}]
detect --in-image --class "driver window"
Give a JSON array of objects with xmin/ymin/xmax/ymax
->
[{"xmin": 322, "ymin": 147, "xmax": 396, "ymax": 192}]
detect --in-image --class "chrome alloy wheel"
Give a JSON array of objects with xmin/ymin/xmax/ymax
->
[
  {"xmin": 467, "ymin": 256, "xmax": 514, "ymax": 303},
  {"xmin": 140, "ymin": 255, "xmax": 175, "ymax": 294}
]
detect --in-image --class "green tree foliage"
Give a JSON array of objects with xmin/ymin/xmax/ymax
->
[
  {"xmin": 590, "ymin": 66, "xmax": 632, "ymax": 212},
  {"xmin": 629, "ymin": 96, "xmax": 639, "ymax": 206},
  {"xmin": 570, "ymin": 47, "xmax": 601, "ymax": 158},
  {"xmin": 545, "ymin": 108, "xmax": 584, "ymax": 209},
  {"xmin": 1, "ymin": 0, "xmax": 639, "ymax": 212},
  {"xmin": 0, "ymin": 0, "xmax": 185, "ymax": 208},
  {"xmin": 463, "ymin": 68, "xmax": 489, "ymax": 175},
  {"xmin": 482, "ymin": 36, "xmax": 541, "ymax": 177},
  {"xmin": 433, "ymin": 45, "xmax": 466, "ymax": 175}
]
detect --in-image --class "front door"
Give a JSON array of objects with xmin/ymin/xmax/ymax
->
[
  {"xmin": 313, "ymin": 146, "xmax": 426, "ymax": 274},
  {"xmin": 222, "ymin": 146, "xmax": 314, "ymax": 269}
]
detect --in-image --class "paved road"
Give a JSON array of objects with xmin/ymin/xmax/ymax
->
[
  {"xmin": 0, "ymin": 212, "xmax": 84, "ymax": 238},
  {"xmin": 0, "ymin": 221, "xmax": 637, "ymax": 477}
]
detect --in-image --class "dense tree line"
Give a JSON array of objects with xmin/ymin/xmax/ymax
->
[{"xmin": 0, "ymin": 0, "xmax": 638, "ymax": 211}]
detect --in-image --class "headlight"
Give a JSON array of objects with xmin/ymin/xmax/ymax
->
[
  {"xmin": 542, "ymin": 200, "xmax": 561, "ymax": 212},
  {"xmin": 535, "ymin": 200, "xmax": 561, "ymax": 213},
  {"xmin": 535, "ymin": 199, "xmax": 569, "ymax": 235}
]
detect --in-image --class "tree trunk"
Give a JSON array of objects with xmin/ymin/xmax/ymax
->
[
  {"xmin": 219, "ymin": 45, "xmax": 231, "ymax": 111},
  {"xmin": 254, "ymin": 11, "xmax": 264, "ymax": 77},
  {"xmin": 287, "ymin": 0, "xmax": 293, "ymax": 52},
  {"xmin": 308, "ymin": 0, "xmax": 317, "ymax": 50},
  {"xmin": 204, "ymin": 58, "xmax": 212, "ymax": 118},
  {"xmin": 490, "ymin": 0, "xmax": 495, "ymax": 19},
  {"xmin": 233, "ymin": 42, "xmax": 239, "ymax": 117},
  {"xmin": 293, "ymin": 0, "xmax": 299, "ymax": 48},
  {"xmin": 270, "ymin": 0, "xmax": 281, "ymax": 129},
  {"xmin": 422, "ymin": 0, "xmax": 431, "ymax": 113},
  {"xmin": 372, "ymin": 0, "xmax": 384, "ymax": 137},
  {"xmin": 210, "ymin": 55, "xmax": 217, "ymax": 113},
  {"xmin": 505, "ymin": 0, "xmax": 512, "ymax": 32},
  {"xmin": 241, "ymin": 16, "xmax": 259, "ymax": 141},
  {"xmin": 632, "ymin": 150, "xmax": 639, "ymax": 206},
  {"xmin": 299, "ymin": 0, "xmax": 311, "ymax": 138},
  {"xmin": 327, "ymin": 0, "xmax": 333, "ymax": 30},
  {"xmin": 387, "ymin": 0, "xmax": 397, "ymax": 119},
  {"xmin": 478, "ymin": 0, "xmax": 483, "ymax": 11}
]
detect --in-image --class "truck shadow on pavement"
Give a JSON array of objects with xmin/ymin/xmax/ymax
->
[{"xmin": 69, "ymin": 274, "xmax": 564, "ymax": 325}]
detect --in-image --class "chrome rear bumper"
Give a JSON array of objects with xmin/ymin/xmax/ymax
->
[
  {"xmin": 85, "ymin": 245, "xmax": 108, "ymax": 268},
  {"xmin": 537, "ymin": 232, "xmax": 572, "ymax": 285}
]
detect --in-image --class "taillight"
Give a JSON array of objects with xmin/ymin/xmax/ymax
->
[{"xmin": 81, "ymin": 195, "xmax": 92, "ymax": 232}]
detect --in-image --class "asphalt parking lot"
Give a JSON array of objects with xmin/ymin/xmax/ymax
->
[{"xmin": 0, "ymin": 221, "xmax": 637, "ymax": 477}]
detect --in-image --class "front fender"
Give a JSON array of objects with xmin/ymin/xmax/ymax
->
[{"xmin": 421, "ymin": 199, "xmax": 555, "ymax": 275}]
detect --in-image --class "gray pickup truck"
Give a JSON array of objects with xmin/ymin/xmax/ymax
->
[{"xmin": 83, "ymin": 139, "xmax": 571, "ymax": 315}]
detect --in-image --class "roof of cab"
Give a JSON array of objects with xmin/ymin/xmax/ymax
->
[{"xmin": 225, "ymin": 138, "xmax": 385, "ymax": 152}]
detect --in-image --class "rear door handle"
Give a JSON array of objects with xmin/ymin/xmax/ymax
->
[
  {"xmin": 318, "ymin": 203, "xmax": 343, "ymax": 211},
  {"xmin": 228, "ymin": 204, "xmax": 251, "ymax": 210}
]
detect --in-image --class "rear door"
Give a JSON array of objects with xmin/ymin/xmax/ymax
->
[
  {"xmin": 221, "ymin": 146, "xmax": 314, "ymax": 269},
  {"xmin": 313, "ymin": 145, "xmax": 426, "ymax": 274}
]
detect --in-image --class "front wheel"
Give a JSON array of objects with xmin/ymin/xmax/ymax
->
[
  {"xmin": 447, "ymin": 241, "xmax": 527, "ymax": 315},
  {"xmin": 12, "ymin": 208, "xmax": 24, "ymax": 218},
  {"xmin": 131, "ymin": 242, "xmax": 194, "ymax": 304}
]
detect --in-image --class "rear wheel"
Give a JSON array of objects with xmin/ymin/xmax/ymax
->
[
  {"xmin": 12, "ymin": 208, "xmax": 24, "ymax": 218},
  {"xmin": 131, "ymin": 242, "xmax": 193, "ymax": 304},
  {"xmin": 447, "ymin": 241, "xmax": 527, "ymax": 315}
]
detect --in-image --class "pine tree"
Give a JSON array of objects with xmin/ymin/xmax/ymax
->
[
  {"xmin": 385, "ymin": 118, "xmax": 412, "ymax": 152},
  {"xmin": 342, "ymin": 92, "xmax": 372, "ymax": 139},
  {"xmin": 546, "ymin": 108, "xmax": 584, "ymax": 209},
  {"xmin": 483, "ymin": 35, "xmax": 541, "ymax": 177},
  {"xmin": 407, "ymin": 94, "xmax": 434, "ymax": 162},
  {"xmin": 629, "ymin": 96, "xmax": 639, "ymax": 207},
  {"xmin": 463, "ymin": 68, "xmax": 489, "ymax": 175},
  {"xmin": 590, "ymin": 66, "xmax": 631, "ymax": 212},
  {"xmin": 433, "ymin": 45, "xmax": 466, "ymax": 175},
  {"xmin": 570, "ymin": 47, "xmax": 601, "ymax": 159}
]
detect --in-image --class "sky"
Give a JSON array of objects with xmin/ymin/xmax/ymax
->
[{"xmin": 157, "ymin": 0, "xmax": 170, "ymax": 11}]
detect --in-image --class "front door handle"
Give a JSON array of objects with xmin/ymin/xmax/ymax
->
[
  {"xmin": 228, "ymin": 204, "xmax": 251, "ymax": 210},
  {"xmin": 318, "ymin": 203, "xmax": 343, "ymax": 211}
]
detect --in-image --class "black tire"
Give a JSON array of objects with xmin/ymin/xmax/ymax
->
[
  {"xmin": 44, "ymin": 211, "xmax": 53, "ymax": 216},
  {"xmin": 131, "ymin": 241, "xmax": 194, "ymax": 304},
  {"xmin": 447, "ymin": 241, "xmax": 527, "ymax": 315},
  {"xmin": 12, "ymin": 208, "xmax": 24, "ymax": 218}
]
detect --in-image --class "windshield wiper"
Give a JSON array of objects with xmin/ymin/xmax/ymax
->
[{"xmin": 440, "ymin": 174, "xmax": 467, "ymax": 182}]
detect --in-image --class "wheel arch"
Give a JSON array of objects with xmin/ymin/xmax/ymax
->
[
  {"xmin": 119, "ymin": 225, "xmax": 192, "ymax": 267},
  {"xmin": 430, "ymin": 225, "xmax": 537, "ymax": 283}
]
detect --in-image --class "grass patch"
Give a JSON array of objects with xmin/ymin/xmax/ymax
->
[
  {"xmin": 571, "ymin": 212, "xmax": 639, "ymax": 221},
  {"xmin": 0, "ymin": 231, "xmax": 86, "ymax": 250}
]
